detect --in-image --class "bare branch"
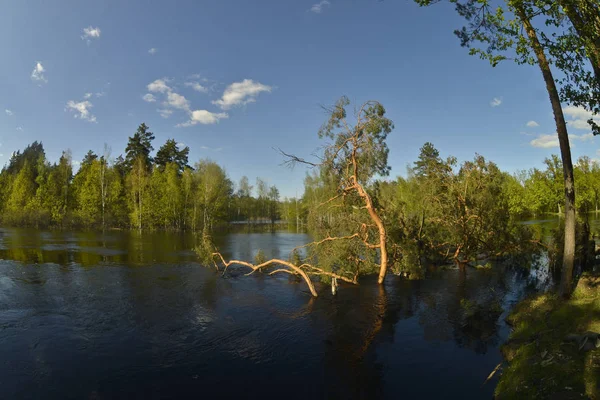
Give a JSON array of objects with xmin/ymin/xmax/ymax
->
[
  {"xmin": 277, "ymin": 148, "xmax": 319, "ymax": 169},
  {"xmin": 212, "ymin": 253, "xmax": 319, "ymax": 297}
]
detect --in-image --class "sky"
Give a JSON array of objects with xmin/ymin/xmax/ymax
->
[{"xmin": 1, "ymin": 0, "xmax": 598, "ymax": 198}]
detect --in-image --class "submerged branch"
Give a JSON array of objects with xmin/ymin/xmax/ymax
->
[{"xmin": 212, "ymin": 252, "xmax": 319, "ymax": 297}]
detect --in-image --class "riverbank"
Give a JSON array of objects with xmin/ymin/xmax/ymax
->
[{"xmin": 496, "ymin": 272, "xmax": 600, "ymax": 399}]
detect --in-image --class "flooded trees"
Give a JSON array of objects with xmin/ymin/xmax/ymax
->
[
  {"xmin": 414, "ymin": 0, "xmax": 580, "ymax": 296},
  {"xmin": 201, "ymin": 97, "xmax": 394, "ymax": 296},
  {"xmin": 384, "ymin": 143, "xmax": 533, "ymax": 272}
]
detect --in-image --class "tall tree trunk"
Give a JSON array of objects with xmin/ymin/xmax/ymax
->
[
  {"xmin": 138, "ymin": 170, "xmax": 143, "ymax": 232},
  {"xmin": 100, "ymin": 159, "xmax": 106, "ymax": 230},
  {"xmin": 355, "ymin": 182, "xmax": 388, "ymax": 284},
  {"xmin": 519, "ymin": 8, "xmax": 576, "ymax": 297}
]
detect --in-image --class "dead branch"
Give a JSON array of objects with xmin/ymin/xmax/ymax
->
[
  {"xmin": 277, "ymin": 148, "xmax": 319, "ymax": 168},
  {"xmin": 212, "ymin": 252, "xmax": 319, "ymax": 297}
]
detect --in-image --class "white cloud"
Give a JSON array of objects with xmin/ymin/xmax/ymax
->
[
  {"xmin": 530, "ymin": 131, "xmax": 595, "ymax": 148},
  {"xmin": 66, "ymin": 100, "xmax": 97, "ymax": 123},
  {"xmin": 148, "ymin": 48, "xmax": 157, "ymax": 55},
  {"xmin": 310, "ymin": 0, "xmax": 331, "ymax": 13},
  {"xmin": 5, "ymin": 109, "xmax": 13, "ymax": 116},
  {"xmin": 212, "ymin": 79, "xmax": 272, "ymax": 110},
  {"xmin": 158, "ymin": 109, "xmax": 173, "ymax": 118},
  {"xmin": 147, "ymin": 78, "xmax": 171, "ymax": 93},
  {"xmin": 165, "ymin": 91, "xmax": 190, "ymax": 111},
  {"xmin": 572, "ymin": 132, "xmax": 594, "ymax": 141},
  {"xmin": 177, "ymin": 110, "xmax": 228, "ymax": 127},
  {"xmin": 142, "ymin": 93, "xmax": 157, "ymax": 103},
  {"xmin": 31, "ymin": 62, "xmax": 47, "ymax": 83},
  {"xmin": 83, "ymin": 92, "xmax": 92, "ymax": 99},
  {"xmin": 81, "ymin": 26, "xmax": 101, "ymax": 43},
  {"xmin": 530, "ymin": 134, "xmax": 558, "ymax": 148},
  {"xmin": 563, "ymin": 105, "xmax": 592, "ymax": 121},
  {"xmin": 146, "ymin": 77, "xmax": 233, "ymax": 125},
  {"xmin": 16, "ymin": 126, "xmax": 23, "ymax": 131},
  {"xmin": 490, "ymin": 97, "xmax": 502, "ymax": 107},
  {"xmin": 567, "ymin": 119, "xmax": 592, "ymax": 130},
  {"xmin": 185, "ymin": 81, "xmax": 208, "ymax": 93},
  {"xmin": 563, "ymin": 105, "xmax": 598, "ymax": 130},
  {"xmin": 526, "ymin": 120, "xmax": 539, "ymax": 127}
]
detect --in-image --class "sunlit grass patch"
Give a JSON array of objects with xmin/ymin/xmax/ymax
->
[{"xmin": 496, "ymin": 273, "xmax": 600, "ymax": 399}]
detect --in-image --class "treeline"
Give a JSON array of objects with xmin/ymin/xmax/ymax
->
[
  {"xmin": 301, "ymin": 140, "xmax": 600, "ymax": 278},
  {"xmin": 0, "ymin": 123, "xmax": 300, "ymax": 231},
  {"xmin": 506, "ymin": 154, "xmax": 600, "ymax": 216}
]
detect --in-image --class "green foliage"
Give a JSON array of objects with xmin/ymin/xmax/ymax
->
[
  {"xmin": 254, "ymin": 249, "xmax": 266, "ymax": 265},
  {"xmin": 125, "ymin": 123, "xmax": 155, "ymax": 171},
  {"xmin": 289, "ymin": 249, "xmax": 302, "ymax": 266},
  {"xmin": 381, "ymin": 143, "xmax": 535, "ymax": 269},
  {"xmin": 0, "ymin": 130, "xmax": 286, "ymax": 231},
  {"xmin": 194, "ymin": 232, "xmax": 216, "ymax": 266},
  {"xmin": 318, "ymin": 96, "xmax": 393, "ymax": 182},
  {"xmin": 154, "ymin": 139, "xmax": 190, "ymax": 172},
  {"xmin": 298, "ymin": 98, "xmax": 394, "ymax": 282}
]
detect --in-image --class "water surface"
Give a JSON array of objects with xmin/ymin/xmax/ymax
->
[{"xmin": 0, "ymin": 227, "xmax": 547, "ymax": 399}]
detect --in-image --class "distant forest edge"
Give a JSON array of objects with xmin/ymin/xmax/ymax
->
[{"xmin": 1, "ymin": 122, "xmax": 600, "ymax": 231}]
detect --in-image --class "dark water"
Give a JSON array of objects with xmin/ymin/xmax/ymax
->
[{"xmin": 0, "ymin": 227, "xmax": 548, "ymax": 399}]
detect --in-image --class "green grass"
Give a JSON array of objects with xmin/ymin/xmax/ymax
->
[{"xmin": 496, "ymin": 272, "xmax": 600, "ymax": 399}]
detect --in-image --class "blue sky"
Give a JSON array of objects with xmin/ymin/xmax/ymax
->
[{"xmin": 1, "ymin": 0, "xmax": 598, "ymax": 198}]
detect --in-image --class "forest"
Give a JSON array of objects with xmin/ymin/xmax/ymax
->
[
  {"xmin": 0, "ymin": 123, "xmax": 294, "ymax": 231},
  {"xmin": 3, "ymin": 123, "xmax": 600, "ymax": 234}
]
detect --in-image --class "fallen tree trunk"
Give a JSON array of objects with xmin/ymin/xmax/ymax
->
[{"xmin": 210, "ymin": 252, "xmax": 359, "ymax": 297}]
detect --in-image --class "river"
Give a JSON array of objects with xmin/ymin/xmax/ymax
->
[{"xmin": 0, "ymin": 223, "xmax": 560, "ymax": 399}]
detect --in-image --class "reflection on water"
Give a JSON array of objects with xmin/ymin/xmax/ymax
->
[{"xmin": 0, "ymin": 227, "xmax": 546, "ymax": 399}]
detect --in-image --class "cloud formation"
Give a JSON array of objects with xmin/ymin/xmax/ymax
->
[
  {"xmin": 490, "ymin": 97, "xmax": 502, "ymax": 107},
  {"xmin": 310, "ymin": 0, "xmax": 331, "ymax": 13},
  {"xmin": 31, "ymin": 62, "xmax": 47, "ymax": 83},
  {"xmin": 530, "ymin": 132, "xmax": 594, "ymax": 148},
  {"xmin": 212, "ymin": 79, "xmax": 272, "ymax": 110},
  {"xmin": 5, "ymin": 109, "xmax": 13, "ymax": 116},
  {"xmin": 166, "ymin": 91, "xmax": 190, "ymax": 111},
  {"xmin": 142, "ymin": 93, "xmax": 157, "ymax": 103},
  {"xmin": 526, "ymin": 120, "xmax": 539, "ymax": 127},
  {"xmin": 148, "ymin": 48, "xmax": 157, "ymax": 55},
  {"xmin": 147, "ymin": 78, "xmax": 171, "ymax": 93},
  {"xmin": 82, "ymin": 26, "xmax": 101, "ymax": 43},
  {"xmin": 563, "ymin": 105, "xmax": 597, "ymax": 130},
  {"xmin": 185, "ymin": 81, "xmax": 208, "ymax": 93},
  {"xmin": 145, "ymin": 77, "xmax": 268, "ymax": 126},
  {"xmin": 66, "ymin": 98, "xmax": 97, "ymax": 123},
  {"xmin": 158, "ymin": 109, "xmax": 173, "ymax": 118},
  {"xmin": 177, "ymin": 110, "xmax": 228, "ymax": 127}
]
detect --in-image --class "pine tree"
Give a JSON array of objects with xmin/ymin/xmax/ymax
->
[
  {"xmin": 125, "ymin": 123, "xmax": 155, "ymax": 171},
  {"xmin": 155, "ymin": 139, "xmax": 190, "ymax": 172}
]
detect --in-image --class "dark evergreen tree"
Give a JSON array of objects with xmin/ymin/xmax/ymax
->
[
  {"xmin": 125, "ymin": 123, "xmax": 155, "ymax": 171},
  {"xmin": 154, "ymin": 139, "xmax": 190, "ymax": 172}
]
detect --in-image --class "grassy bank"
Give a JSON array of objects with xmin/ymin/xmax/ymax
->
[{"xmin": 496, "ymin": 272, "xmax": 600, "ymax": 399}]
